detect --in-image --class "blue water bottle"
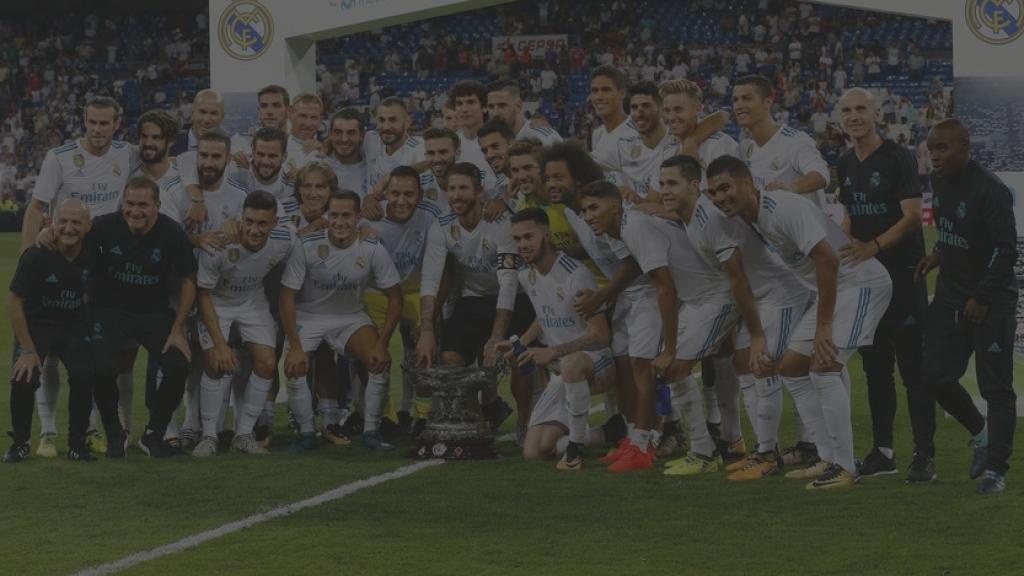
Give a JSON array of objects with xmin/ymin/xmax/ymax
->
[
  {"xmin": 509, "ymin": 335, "xmax": 536, "ymax": 376},
  {"xmin": 655, "ymin": 375, "xmax": 671, "ymax": 416}
]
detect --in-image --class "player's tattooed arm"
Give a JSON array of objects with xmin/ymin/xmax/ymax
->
[
  {"xmin": 574, "ymin": 257, "xmax": 642, "ymax": 319},
  {"xmin": 549, "ymin": 313, "xmax": 610, "ymax": 358},
  {"xmin": 677, "ymin": 110, "xmax": 729, "ymax": 157}
]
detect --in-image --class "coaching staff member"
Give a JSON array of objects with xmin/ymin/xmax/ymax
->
[
  {"xmin": 4, "ymin": 200, "xmax": 99, "ymax": 463},
  {"xmin": 916, "ymin": 119, "xmax": 1018, "ymax": 494},
  {"xmin": 835, "ymin": 88, "xmax": 935, "ymax": 482},
  {"xmin": 89, "ymin": 176, "xmax": 197, "ymax": 458}
]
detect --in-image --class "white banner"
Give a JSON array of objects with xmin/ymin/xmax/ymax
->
[{"xmin": 491, "ymin": 34, "xmax": 568, "ymax": 59}]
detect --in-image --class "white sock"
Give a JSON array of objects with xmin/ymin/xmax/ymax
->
[
  {"xmin": 286, "ymin": 376, "xmax": 316, "ymax": 434},
  {"xmin": 670, "ymin": 375, "xmax": 713, "ymax": 457},
  {"xmin": 88, "ymin": 404, "xmax": 99, "ymax": 432},
  {"xmin": 755, "ymin": 375, "xmax": 784, "ymax": 453},
  {"xmin": 738, "ymin": 373, "xmax": 760, "ymax": 441},
  {"xmin": 36, "ymin": 355, "xmax": 61, "ymax": 436},
  {"xmin": 259, "ymin": 400, "xmax": 276, "ymax": 427},
  {"xmin": 782, "ymin": 374, "xmax": 831, "ymax": 462},
  {"xmin": 628, "ymin": 427, "xmax": 652, "ymax": 449},
  {"xmin": 363, "ymin": 373, "xmax": 389, "ymax": 433},
  {"xmin": 116, "ymin": 372, "xmax": 133, "ymax": 431},
  {"xmin": 236, "ymin": 374, "xmax": 272, "ymax": 436},
  {"xmin": 555, "ymin": 435, "xmax": 569, "ymax": 455},
  {"xmin": 878, "ymin": 446, "xmax": 894, "ymax": 459},
  {"xmin": 199, "ymin": 372, "xmax": 224, "ymax": 438},
  {"xmin": 713, "ymin": 356, "xmax": 740, "ymax": 442},
  {"xmin": 812, "ymin": 370, "xmax": 855, "ymax": 472},
  {"xmin": 564, "ymin": 377, "xmax": 590, "ymax": 444},
  {"xmin": 182, "ymin": 371, "xmax": 201, "ymax": 433},
  {"xmin": 319, "ymin": 398, "xmax": 341, "ymax": 427},
  {"xmin": 702, "ymin": 380, "xmax": 721, "ymax": 425}
]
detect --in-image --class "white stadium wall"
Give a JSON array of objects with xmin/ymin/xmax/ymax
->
[{"xmin": 209, "ymin": 0, "xmax": 1024, "ymax": 349}]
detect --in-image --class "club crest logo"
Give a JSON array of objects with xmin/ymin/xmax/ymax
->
[
  {"xmin": 956, "ymin": 200, "xmax": 968, "ymax": 220},
  {"xmin": 355, "ymin": 256, "xmax": 366, "ymax": 269},
  {"xmin": 967, "ymin": 0, "xmax": 1024, "ymax": 45},
  {"xmin": 450, "ymin": 224, "xmax": 461, "ymax": 241},
  {"xmin": 228, "ymin": 247, "xmax": 240, "ymax": 263},
  {"xmin": 317, "ymin": 244, "xmax": 329, "ymax": 260},
  {"xmin": 870, "ymin": 171, "xmax": 881, "ymax": 189},
  {"xmin": 426, "ymin": 187, "xmax": 437, "ymax": 201},
  {"xmin": 150, "ymin": 248, "xmax": 161, "ymax": 263},
  {"xmin": 556, "ymin": 286, "xmax": 565, "ymax": 301},
  {"xmin": 112, "ymin": 164, "xmax": 121, "ymax": 177},
  {"xmin": 219, "ymin": 0, "xmax": 274, "ymax": 61},
  {"xmin": 73, "ymin": 154, "xmax": 85, "ymax": 169},
  {"xmin": 529, "ymin": 268, "xmax": 537, "ymax": 285}
]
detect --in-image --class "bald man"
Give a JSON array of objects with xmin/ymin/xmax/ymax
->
[
  {"xmin": 917, "ymin": 119, "xmax": 1018, "ymax": 494},
  {"xmin": 5, "ymin": 200, "xmax": 100, "ymax": 463},
  {"xmin": 172, "ymin": 89, "xmax": 225, "ymax": 156},
  {"xmin": 836, "ymin": 88, "xmax": 935, "ymax": 482}
]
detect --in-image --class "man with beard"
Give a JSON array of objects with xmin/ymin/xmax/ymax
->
[
  {"xmin": 193, "ymin": 191, "xmax": 297, "ymax": 457},
  {"xmin": 496, "ymin": 208, "xmax": 614, "ymax": 470},
  {"xmin": 88, "ymin": 176, "xmax": 197, "ymax": 458},
  {"xmin": 23, "ymin": 96, "xmax": 138, "ymax": 457},
  {"xmin": 280, "ymin": 190, "xmax": 402, "ymax": 451},
  {"xmin": 917, "ymin": 119, "xmax": 1018, "ymax": 494},
  {"xmin": 4, "ymin": 200, "xmax": 99, "ymax": 463},
  {"xmin": 360, "ymin": 166, "xmax": 436, "ymax": 436},
  {"xmin": 511, "ymin": 139, "xmax": 579, "ymax": 254},
  {"xmin": 416, "ymin": 162, "xmax": 531, "ymax": 430},
  {"xmin": 138, "ymin": 110, "xmax": 186, "ymax": 202},
  {"xmin": 486, "ymin": 80, "xmax": 562, "ymax": 146},
  {"xmin": 362, "ymin": 97, "xmax": 426, "ymax": 219},
  {"xmin": 417, "ymin": 127, "xmax": 460, "ymax": 217},
  {"xmin": 477, "ymin": 118, "xmax": 517, "ymax": 217},
  {"xmin": 325, "ymin": 108, "xmax": 369, "ymax": 199}
]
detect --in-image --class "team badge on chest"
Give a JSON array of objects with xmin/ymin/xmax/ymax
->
[{"xmin": 317, "ymin": 244, "xmax": 329, "ymax": 260}]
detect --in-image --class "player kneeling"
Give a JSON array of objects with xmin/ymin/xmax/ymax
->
[
  {"xmin": 497, "ymin": 208, "xmax": 614, "ymax": 471},
  {"xmin": 194, "ymin": 191, "xmax": 296, "ymax": 456}
]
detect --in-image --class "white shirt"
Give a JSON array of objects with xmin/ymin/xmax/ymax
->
[
  {"xmin": 163, "ymin": 174, "xmax": 248, "ymax": 233},
  {"xmin": 420, "ymin": 211, "xmax": 518, "ymax": 311},
  {"xmin": 417, "ymin": 170, "xmax": 449, "ymax": 217},
  {"xmin": 565, "ymin": 208, "xmax": 653, "ymax": 300},
  {"xmin": 458, "ymin": 131, "xmax": 499, "ymax": 191},
  {"xmin": 620, "ymin": 208, "xmax": 731, "ymax": 305},
  {"xmin": 753, "ymin": 190, "xmax": 890, "ymax": 288},
  {"xmin": 518, "ymin": 253, "xmax": 598, "ymax": 346},
  {"xmin": 613, "ymin": 131, "xmax": 674, "ymax": 198},
  {"xmin": 197, "ymin": 225, "xmax": 296, "ymax": 308},
  {"xmin": 35, "ymin": 139, "xmax": 138, "ymax": 216},
  {"xmin": 591, "ymin": 117, "xmax": 638, "ymax": 171},
  {"xmin": 134, "ymin": 164, "xmax": 186, "ymax": 224},
  {"xmin": 282, "ymin": 233, "xmax": 400, "ymax": 316},
  {"xmin": 364, "ymin": 131, "xmax": 426, "ymax": 188},
  {"xmin": 325, "ymin": 155, "xmax": 369, "ymax": 199},
  {"xmin": 284, "ymin": 135, "xmax": 324, "ymax": 176},
  {"xmin": 360, "ymin": 208, "xmax": 435, "ymax": 292},
  {"xmin": 740, "ymin": 125, "xmax": 829, "ymax": 207}
]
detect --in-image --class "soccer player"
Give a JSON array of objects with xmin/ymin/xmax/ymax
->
[
  {"xmin": 137, "ymin": 110, "xmax": 186, "ymax": 200},
  {"xmin": 610, "ymin": 81, "xmax": 673, "ymax": 200},
  {"xmin": 361, "ymin": 166, "xmax": 436, "ymax": 435},
  {"xmin": 416, "ymin": 162, "xmax": 530, "ymax": 428},
  {"xmin": 498, "ymin": 208, "xmax": 614, "ymax": 470},
  {"xmin": 284, "ymin": 93, "xmax": 325, "ymax": 175},
  {"xmin": 448, "ymin": 80, "xmax": 499, "ymax": 189},
  {"xmin": 486, "ymin": 80, "xmax": 562, "ymax": 146},
  {"xmin": 23, "ymin": 96, "xmax": 137, "ymax": 456},
  {"xmin": 280, "ymin": 190, "xmax": 403, "ymax": 451},
  {"xmin": 88, "ymin": 176, "xmax": 197, "ymax": 458},
  {"xmin": 418, "ymin": 127, "xmax": 461, "ymax": 216},
  {"xmin": 477, "ymin": 118, "xmax": 516, "ymax": 215},
  {"xmin": 4, "ymin": 200, "xmax": 98, "ymax": 463},
  {"xmin": 580, "ymin": 169, "xmax": 739, "ymax": 476},
  {"xmin": 707, "ymin": 156, "xmax": 892, "ymax": 489},
  {"xmin": 659, "ymin": 79, "xmax": 739, "ymax": 171},
  {"xmin": 512, "ymin": 139, "xmax": 580, "ymax": 254},
  {"xmin": 362, "ymin": 97, "xmax": 427, "ymax": 218},
  {"xmin": 325, "ymin": 108, "xmax": 370, "ymax": 199},
  {"xmin": 194, "ymin": 191, "xmax": 296, "ymax": 456},
  {"xmin": 916, "ymin": 119, "xmax": 1017, "ymax": 494},
  {"xmin": 588, "ymin": 65, "xmax": 637, "ymax": 171},
  {"xmin": 231, "ymin": 84, "xmax": 291, "ymax": 153},
  {"xmin": 836, "ymin": 88, "xmax": 935, "ymax": 481},
  {"xmin": 732, "ymin": 75, "xmax": 829, "ymax": 208}
]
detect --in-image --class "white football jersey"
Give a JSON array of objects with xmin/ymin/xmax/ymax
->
[
  {"xmin": 458, "ymin": 131, "xmax": 499, "ymax": 191},
  {"xmin": 417, "ymin": 170, "xmax": 450, "ymax": 217},
  {"xmin": 590, "ymin": 117, "xmax": 638, "ymax": 171},
  {"xmin": 133, "ymin": 165, "xmax": 186, "ymax": 224},
  {"xmin": 740, "ymin": 125, "xmax": 829, "ymax": 207},
  {"xmin": 197, "ymin": 225, "xmax": 296, "ymax": 308},
  {"xmin": 284, "ymin": 135, "xmax": 324, "ymax": 176},
  {"xmin": 282, "ymin": 232, "xmax": 400, "ymax": 316},
  {"xmin": 365, "ymin": 131, "xmax": 426, "ymax": 188},
  {"xmin": 620, "ymin": 208, "xmax": 731, "ymax": 306},
  {"xmin": 34, "ymin": 140, "xmax": 138, "ymax": 216},
  {"xmin": 360, "ymin": 208, "xmax": 434, "ymax": 292},
  {"xmin": 565, "ymin": 209, "xmax": 652, "ymax": 299},
  {"xmin": 614, "ymin": 131, "xmax": 674, "ymax": 198},
  {"xmin": 325, "ymin": 155, "xmax": 369, "ymax": 199},
  {"xmin": 753, "ymin": 190, "xmax": 890, "ymax": 288},
  {"xmin": 420, "ymin": 210, "xmax": 518, "ymax": 311},
  {"xmin": 517, "ymin": 122, "xmax": 563, "ymax": 146},
  {"xmin": 162, "ymin": 174, "xmax": 248, "ymax": 234},
  {"xmin": 518, "ymin": 253, "xmax": 598, "ymax": 346}
]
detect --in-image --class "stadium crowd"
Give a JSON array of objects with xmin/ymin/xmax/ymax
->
[{"xmin": 2, "ymin": 1, "xmax": 1017, "ymax": 497}]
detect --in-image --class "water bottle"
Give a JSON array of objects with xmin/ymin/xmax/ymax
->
[
  {"xmin": 509, "ymin": 335, "xmax": 535, "ymax": 376},
  {"xmin": 655, "ymin": 375, "xmax": 671, "ymax": 416}
]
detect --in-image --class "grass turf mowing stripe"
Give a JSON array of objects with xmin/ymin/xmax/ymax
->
[{"xmin": 68, "ymin": 460, "xmax": 445, "ymax": 576}]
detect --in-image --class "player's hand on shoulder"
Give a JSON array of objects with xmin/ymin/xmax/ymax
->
[
  {"xmin": 632, "ymin": 202, "xmax": 682, "ymax": 223},
  {"xmin": 231, "ymin": 152, "xmax": 251, "ymax": 169},
  {"xmin": 35, "ymin": 226, "xmax": 58, "ymax": 250},
  {"xmin": 765, "ymin": 181, "xmax": 786, "ymax": 191},
  {"xmin": 483, "ymin": 197, "xmax": 509, "ymax": 222},
  {"xmin": 573, "ymin": 288, "xmax": 603, "ymax": 319},
  {"xmin": 197, "ymin": 230, "xmax": 228, "ymax": 254},
  {"xmin": 221, "ymin": 219, "xmax": 242, "ymax": 244},
  {"xmin": 361, "ymin": 194, "xmax": 384, "ymax": 221}
]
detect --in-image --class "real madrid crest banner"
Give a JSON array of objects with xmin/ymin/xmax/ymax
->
[{"xmin": 219, "ymin": 0, "xmax": 274, "ymax": 61}]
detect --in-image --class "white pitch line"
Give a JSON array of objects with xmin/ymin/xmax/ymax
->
[{"xmin": 70, "ymin": 460, "xmax": 445, "ymax": 576}]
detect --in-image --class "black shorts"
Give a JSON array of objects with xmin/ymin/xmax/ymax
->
[
  {"xmin": 441, "ymin": 293, "xmax": 535, "ymax": 365},
  {"xmin": 11, "ymin": 320, "xmax": 95, "ymax": 385}
]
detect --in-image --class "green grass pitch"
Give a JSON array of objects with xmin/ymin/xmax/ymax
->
[{"xmin": 1, "ymin": 229, "xmax": 1023, "ymax": 576}]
